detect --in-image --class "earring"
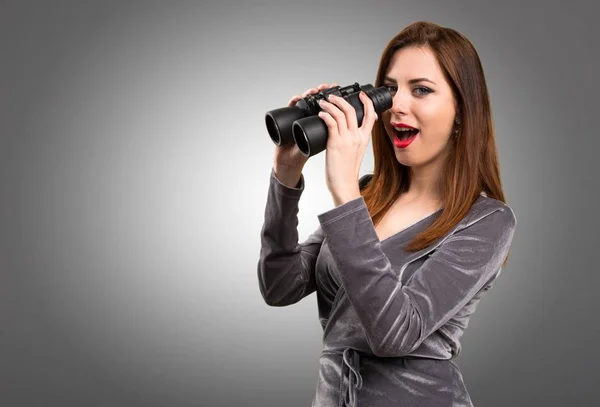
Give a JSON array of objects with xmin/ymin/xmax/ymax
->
[{"xmin": 453, "ymin": 117, "xmax": 460, "ymax": 136}]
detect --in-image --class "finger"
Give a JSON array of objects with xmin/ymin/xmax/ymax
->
[
  {"xmin": 289, "ymin": 87, "xmax": 320, "ymax": 106},
  {"xmin": 301, "ymin": 87, "xmax": 318, "ymax": 97},
  {"xmin": 316, "ymin": 83, "xmax": 329, "ymax": 90},
  {"xmin": 317, "ymin": 111, "xmax": 339, "ymax": 138},
  {"xmin": 361, "ymin": 91, "xmax": 378, "ymax": 130},
  {"xmin": 358, "ymin": 91, "xmax": 378, "ymax": 132},
  {"xmin": 319, "ymin": 97, "xmax": 347, "ymax": 135},
  {"xmin": 328, "ymin": 94, "xmax": 358, "ymax": 130},
  {"xmin": 287, "ymin": 95, "xmax": 302, "ymax": 106}
]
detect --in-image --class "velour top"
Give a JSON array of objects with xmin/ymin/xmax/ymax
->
[{"xmin": 257, "ymin": 167, "xmax": 517, "ymax": 407}]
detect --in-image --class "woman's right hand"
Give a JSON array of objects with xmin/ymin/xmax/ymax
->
[{"xmin": 273, "ymin": 82, "xmax": 338, "ymax": 178}]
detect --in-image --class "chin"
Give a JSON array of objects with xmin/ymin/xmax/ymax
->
[
  {"xmin": 396, "ymin": 158, "xmax": 415, "ymax": 167},
  {"xmin": 392, "ymin": 153, "xmax": 416, "ymax": 167}
]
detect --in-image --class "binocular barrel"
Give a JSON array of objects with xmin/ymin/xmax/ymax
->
[{"xmin": 265, "ymin": 82, "xmax": 393, "ymax": 157}]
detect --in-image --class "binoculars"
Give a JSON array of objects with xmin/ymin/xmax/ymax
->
[{"xmin": 265, "ymin": 82, "xmax": 394, "ymax": 157}]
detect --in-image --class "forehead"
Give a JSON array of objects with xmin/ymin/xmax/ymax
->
[{"xmin": 385, "ymin": 46, "xmax": 443, "ymax": 81}]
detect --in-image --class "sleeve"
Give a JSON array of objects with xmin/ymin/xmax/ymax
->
[
  {"xmin": 316, "ymin": 196, "xmax": 516, "ymax": 357},
  {"xmin": 257, "ymin": 167, "xmax": 325, "ymax": 307}
]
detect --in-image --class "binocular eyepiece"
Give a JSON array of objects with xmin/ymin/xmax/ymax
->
[{"xmin": 265, "ymin": 82, "xmax": 394, "ymax": 157}]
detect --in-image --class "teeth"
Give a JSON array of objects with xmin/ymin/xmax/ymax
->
[{"xmin": 394, "ymin": 126, "xmax": 418, "ymax": 140}]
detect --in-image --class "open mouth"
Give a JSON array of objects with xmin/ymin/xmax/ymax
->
[{"xmin": 393, "ymin": 128, "xmax": 420, "ymax": 140}]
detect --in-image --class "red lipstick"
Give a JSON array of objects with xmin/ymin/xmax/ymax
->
[
  {"xmin": 391, "ymin": 122, "xmax": 419, "ymax": 148},
  {"xmin": 391, "ymin": 122, "xmax": 418, "ymax": 129},
  {"xmin": 393, "ymin": 134, "xmax": 418, "ymax": 148}
]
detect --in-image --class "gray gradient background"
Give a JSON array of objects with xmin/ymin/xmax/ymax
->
[{"xmin": 1, "ymin": 0, "xmax": 597, "ymax": 406}]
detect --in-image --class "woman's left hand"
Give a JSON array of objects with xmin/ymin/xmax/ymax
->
[{"xmin": 318, "ymin": 91, "xmax": 378, "ymax": 206}]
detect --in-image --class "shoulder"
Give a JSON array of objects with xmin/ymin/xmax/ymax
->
[{"xmin": 462, "ymin": 194, "xmax": 517, "ymax": 235}]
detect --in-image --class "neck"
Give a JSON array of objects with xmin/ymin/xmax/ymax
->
[{"xmin": 405, "ymin": 160, "xmax": 444, "ymax": 206}]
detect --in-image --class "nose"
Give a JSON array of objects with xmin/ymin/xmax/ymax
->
[{"xmin": 388, "ymin": 87, "xmax": 409, "ymax": 116}]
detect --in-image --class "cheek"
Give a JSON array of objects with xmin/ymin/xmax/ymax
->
[
  {"xmin": 417, "ymin": 104, "xmax": 443, "ymax": 123},
  {"xmin": 418, "ymin": 105, "xmax": 454, "ymax": 135}
]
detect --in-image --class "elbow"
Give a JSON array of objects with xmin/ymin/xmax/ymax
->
[
  {"xmin": 263, "ymin": 298, "xmax": 286, "ymax": 307},
  {"xmin": 257, "ymin": 259, "xmax": 309, "ymax": 307},
  {"xmin": 257, "ymin": 277, "xmax": 295, "ymax": 307},
  {"xmin": 367, "ymin": 308, "xmax": 424, "ymax": 357},
  {"xmin": 260, "ymin": 291, "xmax": 297, "ymax": 307},
  {"xmin": 371, "ymin": 340, "xmax": 420, "ymax": 358},
  {"xmin": 257, "ymin": 271, "xmax": 301, "ymax": 307},
  {"xmin": 370, "ymin": 331, "xmax": 423, "ymax": 357},
  {"xmin": 370, "ymin": 299, "xmax": 426, "ymax": 357},
  {"xmin": 258, "ymin": 283, "xmax": 276, "ymax": 306}
]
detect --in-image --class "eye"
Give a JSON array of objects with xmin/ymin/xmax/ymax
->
[
  {"xmin": 384, "ymin": 85, "xmax": 432, "ymax": 96},
  {"xmin": 384, "ymin": 85, "xmax": 398, "ymax": 95},
  {"xmin": 414, "ymin": 86, "xmax": 432, "ymax": 96}
]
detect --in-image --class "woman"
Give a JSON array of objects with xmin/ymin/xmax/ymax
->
[{"xmin": 257, "ymin": 20, "xmax": 516, "ymax": 407}]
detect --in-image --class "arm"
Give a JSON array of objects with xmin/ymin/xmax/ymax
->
[
  {"xmin": 257, "ymin": 167, "xmax": 325, "ymax": 306},
  {"xmin": 317, "ymin": 196, "xmax": 516, "ymax": 357}
]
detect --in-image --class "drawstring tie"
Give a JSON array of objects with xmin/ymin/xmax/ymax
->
[{"xmin": 342, "ymin": 348, "xmax": 363, "ymax": 407}]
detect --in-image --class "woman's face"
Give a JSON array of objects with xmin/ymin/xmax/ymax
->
[{"xmin": 381, "ymin": 46, "xmax": 458, "ymax": 168}]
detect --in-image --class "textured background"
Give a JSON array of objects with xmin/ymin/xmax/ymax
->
[{"xmin": 1, "ymin": 0, "xmax": 598, "ymax": 406}]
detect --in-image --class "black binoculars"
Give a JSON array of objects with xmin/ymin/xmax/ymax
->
[{"xmin": 265, "ymin": 82, "xmax": 394, "ymax": 157}]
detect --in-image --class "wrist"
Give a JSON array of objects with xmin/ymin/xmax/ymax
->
[
  {"xmin": 273, "ymin": 166, "xmax": 303, "ymax": 189},
  {"xmin": 332, "ymin": 188, "xmax": 362, "ymax": 207}
]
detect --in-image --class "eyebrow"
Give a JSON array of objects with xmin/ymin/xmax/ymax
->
[{"xmin": 383, "ymin": 76, "xmax": 436, "ymax": 85}]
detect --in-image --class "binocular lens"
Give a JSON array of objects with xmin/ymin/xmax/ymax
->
[
  {"xmin": 292, "ymin": 116, "xmax": 329, "ymax": 157},
  {"xmin": 265, "ymin": 106, "xmax": 308, "ymax": 147},
  {"xmin": 265, "ymin": 114, "xmax": 281, "ymax": 145},
  {"xmin": 292, "ymin": 123, "xmax": 308, "ymax": 155}
]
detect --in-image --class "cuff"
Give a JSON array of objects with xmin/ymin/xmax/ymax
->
[
  {"xmin": 317, "ymin": 196, "xmax": 381, "ymax": 265},
  {"xmin": 270, "ymin": 167, "xmax": 304, "ymax": 198},
  {"xmin": 317, "ymin": 196, "xmax": 368, "ymax": 226}
]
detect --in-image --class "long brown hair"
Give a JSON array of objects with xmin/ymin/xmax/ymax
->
[{"xmin": 362, "ymin": 21, "xmax": 512, "ymax": 268}]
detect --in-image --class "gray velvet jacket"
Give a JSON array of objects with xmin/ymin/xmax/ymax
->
[{"xmin": 257, "ymin": 168, "xmax": 517, "ymax": 407}]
